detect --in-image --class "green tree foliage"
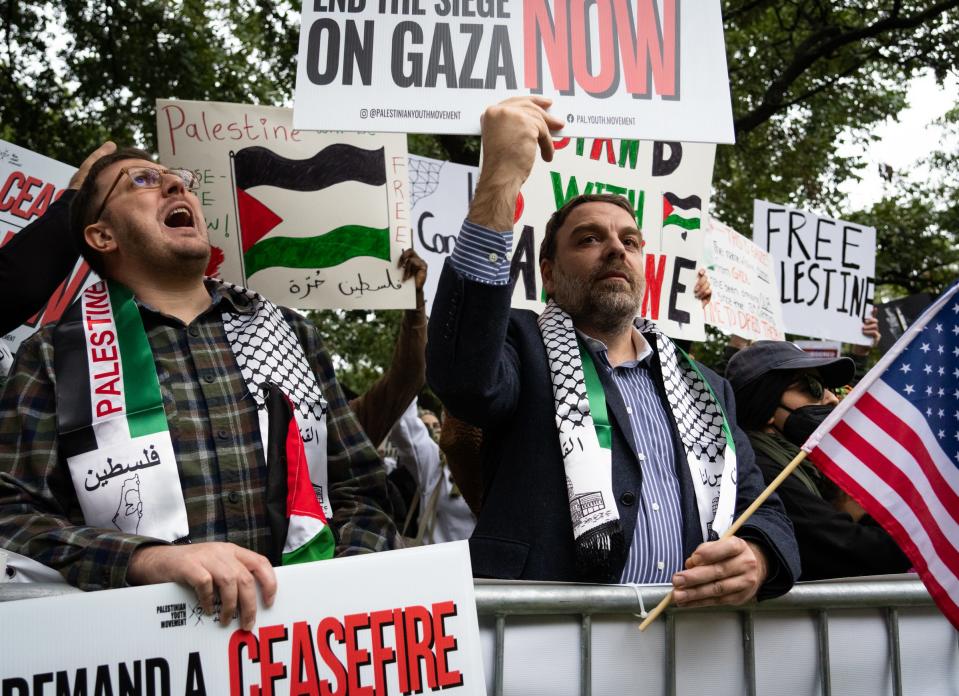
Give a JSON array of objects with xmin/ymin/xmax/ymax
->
[
  {"xmin": 1, "ymin": 0, "xmax": 295, "ymax": 166},
  {"xmin": 715, "ymin": 1, "xmax": 959, "ymax": 235},
  {"xmin": 307, "ymin": 309, "xmax": 403, "ymax": 395}
]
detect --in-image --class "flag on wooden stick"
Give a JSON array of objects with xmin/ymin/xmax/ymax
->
[{"xmin": 803, "ymin": 279, "xmax": 959, "ymax": 629}]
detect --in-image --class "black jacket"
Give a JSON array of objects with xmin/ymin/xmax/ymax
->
[
  {"xmin": 0, "ymin": 190, "xmax": 79, "ymax": 336},
  {"xmin": 750, "ymin": 443, "xmax": 910, "ymax": 580},
  {"xmin": 427, "ymin": 262, "xmax": 801, "ymax": 597}
]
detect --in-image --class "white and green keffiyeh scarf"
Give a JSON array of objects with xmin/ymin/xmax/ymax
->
[{"xmin": 538, "ymin": 300, "xmax": 737, "ymax": 578}]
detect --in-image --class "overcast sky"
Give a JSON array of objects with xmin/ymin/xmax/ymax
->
[{"xmin": 840, "ymin": 70, "xmax": 959, "ymax": 211}]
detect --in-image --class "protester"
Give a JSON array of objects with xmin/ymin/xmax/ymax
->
[
  {"xmin": 390, "ymin": 399, "xmax": 475, "ymax": 544},
  {"xmin": 349, "ymin": 248, "xmax": 428, "ymax": 447},
  {"xmin": 0, "ymin": 142, "xmax": 116, "ymax": 337},
  {"xmin": 717, "ymin": 312, "xmax": 881, "ymax": 380},
  {"xmin": 427, "ymin": 97, "xmax": 799, "ymax": 606},
  {"xmin": 0, "ymin": 147, "xmax": 398, "ymax": 628},
  {"xmin": 726, "ymin": 341, "xmax": 911, "ymax": 579},
  {"xmin": 437, "ymin": 412, "xmax": 485, "ymax": 515}
]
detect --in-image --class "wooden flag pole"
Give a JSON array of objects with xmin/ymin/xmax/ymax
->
[{"xmin": 638, "ymin": 449, "xmax": 810, "ymax": 631}]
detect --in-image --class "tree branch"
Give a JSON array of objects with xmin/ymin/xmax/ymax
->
[{"xmin": 734, "ymin": 0, "xmax": 959, "ymax": 134}]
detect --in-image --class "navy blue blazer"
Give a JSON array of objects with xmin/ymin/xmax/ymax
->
[{"xmin": 427, "ymin": 262, "xmax": 800, "ymax": 597}]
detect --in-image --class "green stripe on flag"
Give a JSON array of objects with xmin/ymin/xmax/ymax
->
[
  {"xmin": 663, "ymin": 215, "xmax": 700, "ymax": 230},
  {"xmin": 282, "ymin": 524, "xmax": 335, "ymax": 565},
  {"xmin": 244, "ymin": 225, "xmax": 390, "ymax": 277},
  {"xmin": 108, "ymin": 282, "xmax": 168, "ymax": 437}
]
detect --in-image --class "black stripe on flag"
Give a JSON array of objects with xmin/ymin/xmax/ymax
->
[
  {"xmin": 53, "ymin": 297, "xmax": 97, "ymax": 459},
  {"xmin": 233, "ymin": 144, "xmax": 386, "ymax": 191},
  {"xmin": 664, "ymin": 192, "xmax": 702, "ymax": 210}
]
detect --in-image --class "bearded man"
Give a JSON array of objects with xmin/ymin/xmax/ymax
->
[
  {"xmin": 427, "ymin": 98, "xmax": 800, "ymax": 606},
  {"xmin": 0, "ymin": 148, "xmax": 398, "ymax": 628}
]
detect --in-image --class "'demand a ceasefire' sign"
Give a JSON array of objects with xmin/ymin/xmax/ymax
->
[
  {"xmin": 0, "ymin": 543, "xmax": 485, "ymax": 696},
  {"xmin": 293, "ymin": 0, "xmax": 734, "ymax": 142}
]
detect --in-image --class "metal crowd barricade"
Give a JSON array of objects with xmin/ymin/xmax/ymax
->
[
  {"xmin": 1, "ymin": 575, "xmax": 956, "ymax": 695},
  {"xmin": 473, "ymin": 576, "xmax": 959, "ymax": 696}
]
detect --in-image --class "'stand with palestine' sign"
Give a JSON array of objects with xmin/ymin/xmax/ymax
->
[
  {"xmin": 0, "ymin": 543, "xmax": 485, "ymax": 695},
  {"xmin": 293, "ymin": 0, "xmax": 734, "ymax": 143},
  {"xmin": 753, "ymin": 199, "xmax": 876, "ymax": 346},
  {"xmin": 156, "ymin": 99, "xmax": 415, "ymax": 310}
]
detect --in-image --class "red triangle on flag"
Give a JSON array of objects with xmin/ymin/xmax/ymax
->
[
  {"xmin": 662, "ymin": 196, "xmax": 674, "ymax": 220},
  {"xmin": 237, "ymin": 188, "xmax": 284, "ymax": 253}
]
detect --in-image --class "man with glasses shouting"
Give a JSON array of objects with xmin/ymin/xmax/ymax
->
[
  {"xmin": 727, "ymin": 341, "xmax": 910, "ymax": 579},
  {"xmin": 0, "ymin": 148, "xmax": 399, "ymax": 628}
]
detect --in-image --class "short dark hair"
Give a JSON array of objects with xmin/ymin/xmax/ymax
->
[
  {"xmin": 539, "ymin": 193, "xmax": 638, "ymax": 263},
  {"xmin": 70, "ymin": 147, "xmax": 155, "ymax": 277}
]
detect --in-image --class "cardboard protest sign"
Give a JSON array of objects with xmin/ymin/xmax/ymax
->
[
  {"xmin": 0, "ymin": 140, "xmax": 95, "ymax": 352},
  {"xmin": 409, "ymin": 155, "xmax": 478, "ymax": 314},
  {"xmin": 513, "ymin": 137, "xmax": 715, "ymax": 341},
  {"xmin": 702, "ymin": 216, "xmax": 784, "ymax": 341},
  {"xmin": 156, "ymin": 99, "xmax": 415, "ymax": 310},
  {"xmin": 293, "ymin": 0, "xmax": 734, "ymax": 143},
  {"xmin": 753, "ymin": 200, "xmax": 876, "ymax": 345},
  {"xmin": 0, "ymin": 542, "xmax": 486, "ymax": 696}
]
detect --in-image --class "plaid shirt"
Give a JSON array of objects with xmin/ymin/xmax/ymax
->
[{"xmin": 0, "ymin": 281, "xmax": 398, "ymax": 590}]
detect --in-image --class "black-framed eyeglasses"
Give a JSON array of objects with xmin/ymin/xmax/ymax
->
[{"xmin": 94, "ymin": 166, "xmax": 199, "ymax": 222}]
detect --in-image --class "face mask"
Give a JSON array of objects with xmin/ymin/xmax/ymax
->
[{"xmin": 781, "ymin": 404, "xmax": 834, "ymax": 446}]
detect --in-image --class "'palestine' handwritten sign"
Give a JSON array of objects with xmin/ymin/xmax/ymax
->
[
  {"xmin": 155, "ymin": 99, "xmax": 415, "ymax": 310},
  {"xmin": 293, "ymin": 0, "xmax": 734, "ymax": 143},
  {"xmin": 753, "ymin": 199, "xmax": 876, "ymax": 345},
  {"xmin": 0, "ymin": 543, "xmax": 485, "ymax": 696},
  {"xmin": 702, "ymin": 216, "xmax": 784, "ymax": 341},
  {"xmin": 0, "ymin": 140, "xmax": 95, "ymax": 352},
  {"xmin": 514, "ymin": 137, "xmax": 715, "ymax": 341}
]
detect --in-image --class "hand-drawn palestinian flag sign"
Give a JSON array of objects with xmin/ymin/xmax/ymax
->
[
  {"xmin": 232, "ymin": 145, "xmax": 390, "ymax": 280},
  {"xmin": 264, "ymin": 384, "xmax": 335, "ymax": 565},
  {"xmin": 662, "ymin": 192, "xmax": 702, "ymax": 239},
  {"xmin": 54, "ymin": 280, "xmax": 189, "ymax": 541}
]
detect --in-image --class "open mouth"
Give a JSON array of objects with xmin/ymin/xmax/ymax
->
[{"xmin": 164, "ymin": 206, "xmax": 195, "ymax": 229}]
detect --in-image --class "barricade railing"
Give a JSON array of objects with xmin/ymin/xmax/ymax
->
[
  {"xmin": 2, "ymin": 575, "xmax": 955, "ymax": 695},
  {"xmin": 472, "ymin": 576, "xmax": 956, "ymax": 696}
]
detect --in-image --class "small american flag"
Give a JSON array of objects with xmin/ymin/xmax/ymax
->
[{"xmin": 804, "ymin": 280, "xmax": 959, "ymax": 629}]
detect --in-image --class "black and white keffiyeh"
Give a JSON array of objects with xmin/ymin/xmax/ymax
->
[
  {"xmin": 221, "ymin": 281, "xmax": 326, "ymax": 419},
  {"xmin": 221, "ymin": 281, "xmax": 333, "ymax": 518},
  {"xmin": 538, "ymin": 300, "xmax": 737, "ymax": 578}
]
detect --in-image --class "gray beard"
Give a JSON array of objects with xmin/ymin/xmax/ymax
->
[{"xmin": 551, "ymin": 269, "xmax": 642, "ymax": 335}]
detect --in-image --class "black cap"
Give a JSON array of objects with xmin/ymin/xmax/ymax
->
[{"xmin": 726, "ymin": 340, "xmax": 856, "ymax": 392}]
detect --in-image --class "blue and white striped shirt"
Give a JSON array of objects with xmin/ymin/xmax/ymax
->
[{"xmin": 450, "ymin": 221, "xmax": 685, "ymax": 584}]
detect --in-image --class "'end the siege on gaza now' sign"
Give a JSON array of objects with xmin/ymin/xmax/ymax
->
[
  {"xmin": 293, "ymin": 0, "xmax": 734, "ymax": 142},
  {"xmin": 0, "ymin": 542, "xmax": 486, "ymax": 696}
]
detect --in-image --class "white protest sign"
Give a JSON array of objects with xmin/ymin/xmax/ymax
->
[
  {"xmin": 702, "ymin": 216, "xmax": 784, "ymax": 341},
  {"xmin": 513, "ymin": 137, "xmax": 715, "ymax": 341},
  {"xmin": 156, "ymin": 99, "xmax": 415, "ymax": 310},
  {"xmin": 409, "ymin": 155, "xmax": 478, "ymax": 314},
  {"xmin": 0, "ymin": 542, "xmax": 486, "ymax": 696},
  {"xmin": 293, "ymin": 0, "xmax": 734, "ymax": 143},
  {"xmin": 753, "ymin": 199, "xmax": 876, "ymax": 345},
  {"xmin": 0, "ymin": 140, "xmax": 96, "ymax": 352},
  {"xmin": 793, "ymin": 339, "xmax": 843, "ymax": 358}
]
